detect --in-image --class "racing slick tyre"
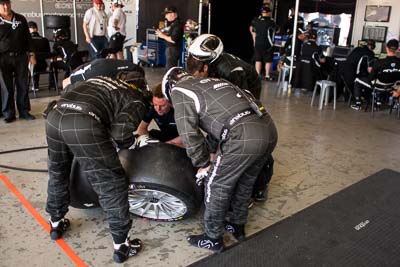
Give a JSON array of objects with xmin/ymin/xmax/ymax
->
[
  {"xmin": 69, "ymin": 143, "xmax": 202, "ymax": 221},
  {"xmin": 44, "ymin": 15, "xmax": 70, "ymax": 29}
]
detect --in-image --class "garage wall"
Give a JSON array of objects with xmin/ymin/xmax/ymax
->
[
  {"xmin": 10, "ymin": 0, "xmax": 137, "ymax": 50},
  {"xmin": 352, "ymin": 0, "xmax": 400, "ymax": 46}
]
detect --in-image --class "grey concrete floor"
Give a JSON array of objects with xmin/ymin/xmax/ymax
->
[{"xmin": 1, "ymin": 67, "xmax": 400, "ymax": 267}]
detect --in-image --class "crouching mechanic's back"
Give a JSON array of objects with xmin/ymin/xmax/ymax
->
[{"xmin": 45, "ymin": 76, "xmax": 150, "ymax": 263}]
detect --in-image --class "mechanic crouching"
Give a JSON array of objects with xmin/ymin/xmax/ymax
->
[
  {"xmin": 162, "ymin": 67, "xmax": 278, "ymax": 252},
  {"xmin": 136, "ymin": 83, "xmax": 183, "ymax": 148},
  {"xmin": 44, "ymin": 76, "xmax": 150, "ymax": 263}
]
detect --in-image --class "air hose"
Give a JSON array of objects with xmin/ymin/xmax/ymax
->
[{"xmin": 0, "ymin": 145, "xmax": 48, "ymax": 173}]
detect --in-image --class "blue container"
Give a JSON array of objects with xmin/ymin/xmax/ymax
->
[{"xmin": 272, "ymin": 52, "xmax": 281, "ymax": 71}]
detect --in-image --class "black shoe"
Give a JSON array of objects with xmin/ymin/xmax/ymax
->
[
  {"xmin": 350, "ymin": 101, "xmax": 362, "ymax": 111},
  {"xmin": 113, "ymin": 238, "xmax": 142, "ymax": 263},
  {"xmin": 187, "ymin": 233, "xmax": 224, "ymax": 252},
  {"xmin": 225, "ymin": 221, "xmax": 246, "ymax": 241},
  {"xmin": 4, "ymin": 116, "xmax": 16, "ymax": 123},
  {"xmin": 19, "ymin": 112, "xmax": 35, "ymax": 120},
  {"xmin": 49, "ymin": 218, "xmax": 70, "ymax": 240},
  {"xmin": 265, "ymin": 76, "xmax": 274, "ymax": 81},
  {"xmin": 252, "ymin": 189, "xmax": 268, "ymax": 202}
]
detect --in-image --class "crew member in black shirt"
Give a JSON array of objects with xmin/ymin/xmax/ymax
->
[
  {"xmin": 187, "ymin": 34, "xmax": 262, "ymax": 99},
  {"xmin": 250, "ymin": 5, "xmax": 277, "ymax": 81},
  {"xmin": 28, "ymin": 21, "xmax": 52, "ymax": 91},
  {"xmin": 51, "ymin": 28, "xmax": 79, "ymax": 79},
  {"xmin": 340, "ymin": 39, "xmax": 375, "ymax": 98},
  {"xmin": 63, "ymin": 58, "xmax": 146, "ymax": 90},
  {"xmin": 283, "ymin": 7, "xmax": 305, "ymax": 35},
  {"xmin": 137, "ymin": 83, "xmax": 182, "ymax": 147},
  {"xmin": 45, "ymin": 76, "xmax": 148, "ymax": 263},
  {"xmin": 0, "ymin": 0, "xmax": 35, "ymax": 122},
  {"xmin": 293, "ymin": 30, "xmax": 326, "ymax": 91},
  {"xmin": 155, "ymin": 6, "xmax": 183, "ymax": 70},
  {"xmin": 352, "ymin": 39, "xmax": 400, "ymax": 110}
]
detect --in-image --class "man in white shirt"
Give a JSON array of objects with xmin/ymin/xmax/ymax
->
[
  {"xmin": 83, "ymin": 0, "xmax": 108, "ymax": 60},
  {"xmin": 108, "ymin": 0, "xmax": 126, "ymax": 60}
]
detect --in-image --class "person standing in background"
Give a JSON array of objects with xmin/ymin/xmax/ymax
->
[
  {"xmin": 107, "ymin": 0, "xmax": 126, "ymax": 60},
  {"xmin": 83, "ymin": 0, "xmax": 108, "ymax": 60},
  {"xmin": 0, "ymin": 0, "xmax": 35, "ymax": 123},
  {"xmin": 250, "ymin": 5, "xmax": 277, "ymax": 81},
  {"xmin": 155, "ymin": 6, "xmax": 183, "ymax": 70}
]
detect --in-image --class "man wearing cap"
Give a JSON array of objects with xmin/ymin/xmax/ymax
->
[
  {"xmin": 352, "ymin": 39, "xmax": 400, "ymax": 110},
  {"xmin": 250, "ymin": 5, "xmax": 277, "ymax": 81},
  {"xmin": 108, "ymin": 0, "xmax": 126, "ymax": 60},
  {"xmin": 293, "ymin": 29, "xmax": 326, "ymax": 92},
  {"xmin": 283, "ymin": 7, "xmax": 305, "ymax": 35},
  {"xmin": 83, "ymin": 0, "xmax": 108, "ymax": 60},
  {"xmin": 339, "ymin": 39, "xmax": 375, "ymax": 103},
  {"xmin": 155, "ymin": 6, "xmax": 183, "ymax": 70},
  {"xmin": 0, "ymin": 0, "xmax": 35, "ymax": 122}
]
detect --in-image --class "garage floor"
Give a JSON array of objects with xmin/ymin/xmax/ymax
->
[{"xmin": 1, "ymin": 67, "xmax": 400, "ymax": 267}]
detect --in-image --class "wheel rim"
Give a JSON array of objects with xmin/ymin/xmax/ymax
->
[{"xmin": 128, "ymin": 188, "xmax": 187, "ymax": 220}]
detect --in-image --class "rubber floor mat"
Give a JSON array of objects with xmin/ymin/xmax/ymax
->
[{"xmin": 189, "ymin": 169, "xmax": 400, "ymax": 267}]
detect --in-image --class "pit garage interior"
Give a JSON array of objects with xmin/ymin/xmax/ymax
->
[{"xmin": 1, "ymin": 0, "xmax": 400, "ymax": 266}]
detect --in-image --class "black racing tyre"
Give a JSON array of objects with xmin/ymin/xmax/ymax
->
[
  {"xmin": 119, "ymin": 143, "xmax": 202, "ymax": 221},
  {"xmin": 69, "ymin": 143, "xmax": 202, "ymax": 221},
  {"xmin": 69, "ymin": 159, "xmax": 99, "ymax": 209},
  {"xmin": 44, "ymin": 15, "xmax": 70, "ymax": 29}
]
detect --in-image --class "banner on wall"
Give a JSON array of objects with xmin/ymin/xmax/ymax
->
[{"xmin": 15, "ymin": 0, "xmax": 137, "ymax": 51}]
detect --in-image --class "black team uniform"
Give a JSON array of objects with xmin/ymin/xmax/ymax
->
[
  {"xmin": 250, "ymin": 12, "xmax": 277, "ymax": 78},
  {"xmin": 294, "ymin": 39, "xmax": 325, "ymax": 91},
  {"xmin": 142, "ymin": 106, "xmax": 178, "ymax": 142},
  {"xmin": 168, "ymin": 74, "xmax": 277, "ymax": 251},
  {"xmin": 353, "ymin": 55, "xmax": 400, "ymax": 106},
  {"xmin": 0, "ymin": 12, "xmax": 33, "ymax": 122},
  {"xmin": 341, "ymin": 45, "xmax": 375, "ymax": 96},
  {"xmin": 45, "ymin": 76, "xmax": 149, "ymax": 263},
  {"xmin": 69, "ymin": 58, "xmax": 147, "ymax": 93},
  {"xmin": 30, "ymin": 30, "xmax": 51, "ymax": 89},
  {"xmin": 207, "ymin": 53, "xmax": 262, "ymax": 100},
  {"xmin": 164, "ymin": 18, "xmax": 183, "ymax": 70}
]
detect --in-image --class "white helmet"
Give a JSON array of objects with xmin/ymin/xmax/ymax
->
[
  {"xmin": 188, "ymin": 34, "xmax": 224, "ymax": 63},
  {"xmin": 161, "ymin": 67, "xmax": 190, "ymax": 102}
]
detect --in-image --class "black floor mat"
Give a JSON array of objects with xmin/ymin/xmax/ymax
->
[{"xmin": 190, "ymin": 169, "xmax": 400, "ymax": 267}]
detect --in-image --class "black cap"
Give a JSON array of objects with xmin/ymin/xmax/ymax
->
[
  {"xmin": 261, "ymin": 6, "xmax": 271, "ymax": 13},
  {"xmin": 28, "ymin": 21, "xmax": 38, "ymax": 29},
  {"xmin": 163, "ymin": 6, "xmax": 177, "ymax": 14},
  {"xmin": 366, "ymin": 39, "xmax": 376, "ymax": 49},
  {"xmin": 0, "ymin": 0, "xmax": 10, "ymax": 3},
  {"xmin": 308, "ymin": 29, "xmax": 317, "ymax": 40},
  {"xmin": 386, "ymin": 39, "xmax": 399, "ymax": 50}
]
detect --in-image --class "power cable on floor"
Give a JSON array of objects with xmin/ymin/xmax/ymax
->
[{"xmin": 0, "ymin": 145, "xmax": 48, "ymax": 172}]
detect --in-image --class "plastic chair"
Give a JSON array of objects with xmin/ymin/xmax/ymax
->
[
  {"xmin": 277, "ymin": 64, "xmax": 290, "ymax": 92},
  {"xmin": 28, "ymin": 52, "xmax": 59, "ymax": 97},
  {"xmin": 368, "ymin": 79, "xmax": 396, "ymax": 117},
  {"xmin": 311, "ymin": 80, "xmax": 337, "ymax": 110}
]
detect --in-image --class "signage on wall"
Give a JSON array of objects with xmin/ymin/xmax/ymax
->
[{"xmin": 364, "ymin": 5, "xmax": 391, "ymax": 22}]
